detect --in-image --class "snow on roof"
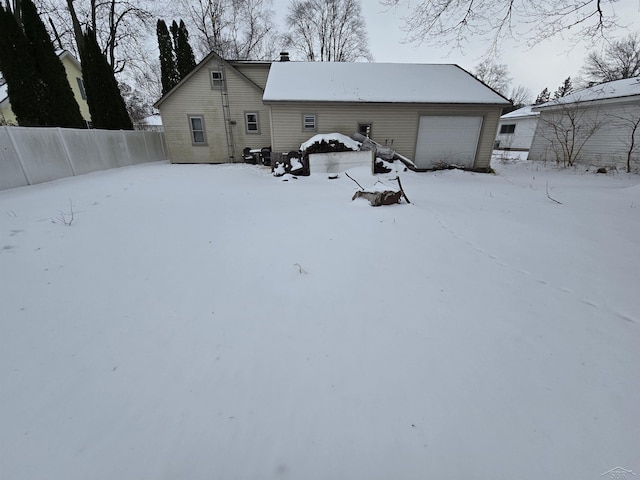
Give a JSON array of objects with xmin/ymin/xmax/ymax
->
[
  {"xmin": 536, "ymin": 77, "xmax": 640, "ymax": 109},
  {"xmin": 501, "ymin": 105, "xmax": 539, "ymax": 119},
  {"xmin": 263, "ymin": 62, "xmax": 510, "ymax": 104},
  {"xmin": 300, "ymin": 133, "xmax": 361, "ymax": 151}
]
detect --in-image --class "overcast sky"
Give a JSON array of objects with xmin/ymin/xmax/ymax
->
[{"xmin": 275, "ymin": 0, "xmax": 640, "ymax": 102}]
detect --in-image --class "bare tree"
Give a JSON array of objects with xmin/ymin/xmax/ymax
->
[
  {"xmin": 34, "ymin": 0, "xmax": 155, "ymax": 74},
  {"xmin": 286, "ymin": 0, "xmax": 373, "ymax": 62},
  {"xmin": 582, "ymin": 33, "xmax": 640, "ymax": 85},
  {"xmin": 607, "ymin": 106, "xmax": 640, "ymax": 172},
  {"xmin": 170, "ymin": 0, "xmax": 282, "ymax": 60},
  {"xmin": 538, "ymin": 100, "xmax": 603, "ymax": 167},
  {"xmin": 509, "ymin": 84, "xmax": 532, "ymax": 107},
  {"xmin": 381, "ymin": 0, "xmax": 625, "ymax": 55},
  {"xmin": 473, "ymin": 59, "xmax": 511, "ymax": 95}
]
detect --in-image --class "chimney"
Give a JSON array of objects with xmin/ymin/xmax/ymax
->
[{"xmin": 279, "ymin": 51, "xmax": 290, "ymax": 62}]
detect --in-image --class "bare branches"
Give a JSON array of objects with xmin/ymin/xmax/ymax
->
[
  {"xmin": 546, "ymin": 181, "xmax": 563, "ymax": 204},
  {"xmin": 286, "ymin": 0, "xmax": 372, "ymax": 62},
  {"xmin": 538, "ymin": 99, "xmax": 603, "ymax": 167},
  {"xmin": 381, "ymin": 0, "xmax": 624, "ymax": 56}
]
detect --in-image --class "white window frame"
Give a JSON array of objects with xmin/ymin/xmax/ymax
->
[
  {"xmin": 210, "ymin": 70, "xmax": 223, "ymax": 89},
  {"xmin": 76, "ymin": 77, "xmax": 87, "ymax": 100},
  {"xmin": 245, "ymin": 112, "xmax": 259, "ymax": 134},
  {"xmin": 188, "ymin": 115, "xmax": 207, "ymax": 145},
  {"xmin": 500, "ymin": 124, "xmax": 516, "ymax": 134},
  {"xmin": 303, "ymin": 113, "xmax": 316, "ymax": 131}
]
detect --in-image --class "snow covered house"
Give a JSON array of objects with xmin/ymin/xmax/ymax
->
[
  {"xmin": 0, "ymin": 50, "xmax": 91, "ymax": 126},
  {"xmin": 528, "ymin": 78, "xmax": 640, "ymax": 170},
  {"xmin": 495, "ymin": 105, "xmax": 539, "ymax": 151},
  {"xmin": 156, "ymin": 57, "xmax": 511, "ymax": 169}
]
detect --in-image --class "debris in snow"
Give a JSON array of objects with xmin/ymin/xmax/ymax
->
[
  {"xmin": 273, "ymin": 162, "xmax": 286, "ymax": 177},
  {"xmin": 346, "ymin": 172, "xmax": 410, "ymax": 207},
  {"xmin": 300, "ymin": 133, "xmax": 361, "ymax": 153}
]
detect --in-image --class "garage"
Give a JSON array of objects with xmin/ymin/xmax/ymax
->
[{"xmin": 414, "ymin": 116, "xmax": 484, "ymax": 169}]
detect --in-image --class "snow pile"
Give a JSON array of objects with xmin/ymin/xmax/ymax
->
[{"xmin": 1, "ymin": 160, "xmax": 638, "ymax": 480}]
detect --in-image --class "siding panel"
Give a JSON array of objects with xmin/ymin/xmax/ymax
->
[{"xmin": 269, "ymin": 102, "xmax": 502, "ymax": 168}]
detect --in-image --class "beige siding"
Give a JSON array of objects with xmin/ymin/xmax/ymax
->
[
  {"xmin": 234, "ymin": 63, "xmax": 270, "ymax": 90},
  {"xmin": 0, "ymin": 101, "xmax": 17, "ymax": 125},
  {"xmin": 529, "ymin": 101, "xmax": 640, "ymax": 169},
  {"xmin": 159, "ymin": 59, "xmax": 271, "ymax": 163},
  {"xmin": 61, "ymin": 56, "xmax": 91, "ymax": 123},
  {"xmin": 268, "ymin": 102, "xmax": 503, "ymax": 169}
]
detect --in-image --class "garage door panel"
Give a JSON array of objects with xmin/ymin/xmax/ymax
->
[{"xmin": 415, "ymin": 116, "xmax": 483, "ymax": 169}]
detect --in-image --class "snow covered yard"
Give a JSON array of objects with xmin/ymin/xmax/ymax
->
[{"xmin": 1, "ymin": 157, "xmax": 638, "ymax": 480}]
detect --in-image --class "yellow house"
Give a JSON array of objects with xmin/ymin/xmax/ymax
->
[{"xmin": 0, "ymin": 50, "xmax": 91, "ymax": 126}]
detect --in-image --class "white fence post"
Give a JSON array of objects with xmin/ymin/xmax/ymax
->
[
  {"xmin": 5, "ymin": 126, "xmax": 31, "ymax": 185},
  {"xmin": 57, "ymin": 127, "xmax": 77, "ymax": 176}
]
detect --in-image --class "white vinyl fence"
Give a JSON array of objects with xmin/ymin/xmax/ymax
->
[{"xmin": 0, "ymin": 126, "xmax": 167, "ymax": 190}]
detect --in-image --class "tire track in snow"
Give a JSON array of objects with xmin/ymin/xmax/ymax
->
[{"xmin": 429, "ymin": 208, "xmax": 639, "ymax": 325}]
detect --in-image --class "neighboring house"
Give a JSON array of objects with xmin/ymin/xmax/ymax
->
[
  {"xmin": 156, "ymin": 56, "xmax": 510, "ymax": 170},
  {"xmin": 134, "ymin": 113, "xmax": 164, "ymax": 132},
  {"xmin": 529, "ymin": 77, "xmax": 640, "ymax": 169},
  {"xmin": 495, "ymin": 105, "xmax": 539, "ymax": 151},
  {"xmin": 0, "ymin": 50, "xmax": 91, "ymax": 127}
]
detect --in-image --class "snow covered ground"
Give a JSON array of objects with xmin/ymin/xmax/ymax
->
[{"xmin": 1, "ymin": 154, "xmax": 638, "ymax": 480}]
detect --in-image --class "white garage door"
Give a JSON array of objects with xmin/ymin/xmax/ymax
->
[{"xmin": 414, "ymin": 116, "xmax": 483, "ymax": 169}]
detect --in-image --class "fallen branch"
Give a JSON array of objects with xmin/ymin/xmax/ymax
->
[
  {"xmin": 345, "ymin": 171, "xmax": 364, "ymax": 190},
  {"xmin": 394, "ymin": 176, "xmax": 411, "ymax": 204},
  {"xmin": 546, "ymin": 181, "xmax": 562, "ymax": 205}
]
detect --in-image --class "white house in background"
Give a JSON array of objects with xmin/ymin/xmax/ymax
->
[
  {"xmin": 135, "ymin": 113, "xmax": 164, "ymax": 132},
  {"xmin": 0, "ymin": 50, "xmax": 91, "ymax": 126},
  {"xmin": 495, "ymin": 105, "xmax": 539, "ymax": 151},
  {"xmin": 155, "ymin": 54, "xmax": 511, "ymax": 170},
  {"xmin": 528, "ymin": 77, "xmax": 640, "ymax": 170}
]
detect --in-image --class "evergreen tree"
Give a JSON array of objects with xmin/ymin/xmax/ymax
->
[
  {"xmin": 535, "ymin": 87, "xmax": 550, "ymax": 104},
  {"xmin": 0, "ymin": 5, "xmax": 47, "ymax": 126},
  {"xmin": 80, "ymin": 28, "xmax": 132, "ymax": 130},
  {"xmin": 174, "ymin": 20, "xmax": 196, "ymax": 80},
  {"xmin": 553, "ymin": 77, "xmax": 573, "ymax": 99},
  {"xmin": 157, "ymin": 19, "xmax": 179, "ymax": 94},
  {"xmin": 21, "ymin": 0, "xmax": 85, "ymax": 128}
]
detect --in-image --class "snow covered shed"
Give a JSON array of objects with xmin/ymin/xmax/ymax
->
[
  {"xmin": 495, "ymin": 105, "xmax": 540, "ymax": 151},
  {"xmin": 528, "ymin": 78, "xmax": 640, "ymax": 170},
  {"xmin": 262, "ymin": 62, "xmax": 511, "ymax": 170},
  {"xmin": 154, "ymin": 52, "xmax": 272, "ymax": 164}
]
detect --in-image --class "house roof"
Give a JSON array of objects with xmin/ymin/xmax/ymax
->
[
  {"xmin": 501, "ymin": 105, "xmax": 539, "ymax": 119},
  {"xmin": 535, "ymin": 77, "xmax": 640, "ymax": 110},
  {"xmin": 263, "ymin": 62, "xmax": 511, "ymax": 104}
]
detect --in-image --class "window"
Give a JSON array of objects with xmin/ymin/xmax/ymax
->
[
  {"xmin": 500, "ymin": 124, "xmax": 516, "ymax": 134},
  {"xmin": 358, "ymin": 123, "xmax": 372, "ymax": 137},
  {"xmin": 189, "ymin": 115, "xmax": 207, "ymax": 145},
  {"xmin": 303, "ymin": 113, "xmax": 316, "ymax": 131},
  {"xmin": 210, "ymin": 70, "xmax": 223, "ymax": 88},
  {"xmin": 245, "ymin": 112, "xmax": 259, "ymax": 133},
  {"xmin": 76, "ymin": 77, "xmax": 87, "ymax": 100}
]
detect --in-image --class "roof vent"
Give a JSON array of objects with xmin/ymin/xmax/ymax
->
[{"xmin": 279, "ymin": 51, "xmax": 290, "ymax": 62}]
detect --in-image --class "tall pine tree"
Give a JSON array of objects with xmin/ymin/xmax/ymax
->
[
  {"xmin": 535, "ymin": 88, "xmax": 550, "ymax": 105},
  {"xmin": 174, "ymin": 20, "xmax": 196, "ymax": 80},
  {"xmin": 80, "ymin": 28, "xmax": 132, "ymax": 130},
  {"xmin": 0, "ymin": 5, "xmax": 47, "ymax": 126},
  {"xmin": 157, "ymin": 19, "xmax": 179, "ymax": 94},
  {"xmin": 21, "ymin": 0, "xmax": 85, "ymax": 128},
  {"xmin": 553, "ymin": 77, "xmax": 573, "ymax": 99}
]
